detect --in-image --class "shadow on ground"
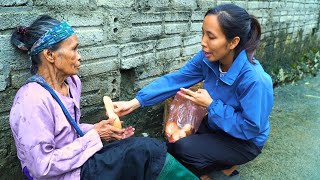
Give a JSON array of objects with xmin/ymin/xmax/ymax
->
[{"xmin": 239, "ymin": 74, "xmax": 320, "ymax": 180}]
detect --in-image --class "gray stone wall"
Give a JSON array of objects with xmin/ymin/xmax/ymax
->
[{"xmin": 0, "ymin": 0, "xmax": 319, "ymax": 178}]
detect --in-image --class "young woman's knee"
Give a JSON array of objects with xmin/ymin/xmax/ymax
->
[{"xmin": 173, "ymin": 137, "xmax": 195, "ymax": 157}]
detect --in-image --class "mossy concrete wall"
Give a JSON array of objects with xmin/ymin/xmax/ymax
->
[{"xmin": 0, "ymin": 0, "xmax": 319, "ymax": 178}]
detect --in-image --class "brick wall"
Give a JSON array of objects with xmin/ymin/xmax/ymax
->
[{"xmin": 0, "ymin": 0, "xmax": 319, "ymax": 177}]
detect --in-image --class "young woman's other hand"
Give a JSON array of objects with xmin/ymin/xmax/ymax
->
[{"xmin": 179, "ymin": 88, "xmax": 213, "ymax": 107}]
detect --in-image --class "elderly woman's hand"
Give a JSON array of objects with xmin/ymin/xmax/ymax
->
[
  {"xmin": 94, "ymin": 119, "xmax": 125, "ymax": 141},
  {"xmin": 94, "ymin": 119, "xmax": 135, "ymax": 142},
  {"xmin": 122, "ymin": 126, "xmax": 135, "ymax": 139}
]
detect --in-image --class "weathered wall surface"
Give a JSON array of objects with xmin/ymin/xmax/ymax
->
[{"xmin": 0, "ymin": 0, "xmax": 319, "ymax": 178}]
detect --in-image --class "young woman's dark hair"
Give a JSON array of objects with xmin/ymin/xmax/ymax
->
[
  {"xmin": 205, "ymin": 4, "xmax": 261, "ymax": 63},
  {"xmin": 11, "ymin": 15, "xmax": 62, "ymax": 74}
]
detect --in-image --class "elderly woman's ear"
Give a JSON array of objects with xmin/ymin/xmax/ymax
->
[{"xmin": 42, "ymin": 49, "xmax": 55, "ymax": 63}]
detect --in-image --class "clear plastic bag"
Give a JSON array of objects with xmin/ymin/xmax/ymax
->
[{"xmin": 164, "ymin": 92, "xmax": 208, "ymax": 143}]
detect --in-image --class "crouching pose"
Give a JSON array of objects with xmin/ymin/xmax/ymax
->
[{"xmin": 113, "ymin": 4, "xmax": 274, "ymax": 180}]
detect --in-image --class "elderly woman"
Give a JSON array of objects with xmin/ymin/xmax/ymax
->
[{"xmin": 9, "ymin": 15, "xmax": 197, "ymax": 180}]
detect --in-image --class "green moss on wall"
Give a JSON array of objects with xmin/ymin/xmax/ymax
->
[{"xmin": 256, "ymin": 29, "xmax": 320, "ymax": 86}]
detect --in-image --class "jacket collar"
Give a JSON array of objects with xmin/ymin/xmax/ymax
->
[{"xmin": 203, "ymin": 50, "xmax": 248, "ymax": 86}]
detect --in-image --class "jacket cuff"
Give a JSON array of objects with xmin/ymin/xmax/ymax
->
[
  {"xmin": 135, "ymin": 95, "xmax": 145, "ymax": 107},
  {"xmin": 208, "ymin": 99, "xmax": 223, "ymax": 118}
]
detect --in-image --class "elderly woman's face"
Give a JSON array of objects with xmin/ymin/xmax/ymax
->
[{"xmin": 53, "ymin": 35, "xmax": 81, "ymax": 76}]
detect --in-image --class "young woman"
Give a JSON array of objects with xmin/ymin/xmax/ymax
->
[{"xmin": 113, "ymin": 4, "xmax": 274, "ymax": 179}]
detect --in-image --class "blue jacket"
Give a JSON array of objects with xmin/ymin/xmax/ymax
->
[{"xmin": 136, "ymin": 50, "xmax": 274, "ymax": 147}]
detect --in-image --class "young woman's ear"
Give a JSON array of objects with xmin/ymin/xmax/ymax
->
[
  {"xmin": 229, "ymin": 36, "xmax": 240, "ymax": 50},
  {"xmin": 42, "ymin": 49, "xmax": 55, "ymax": 63}
]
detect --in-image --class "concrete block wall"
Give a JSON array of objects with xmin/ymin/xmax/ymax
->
[{"xmin": 0, "ymin": 0, "xmax": 319, "ymax": 177}]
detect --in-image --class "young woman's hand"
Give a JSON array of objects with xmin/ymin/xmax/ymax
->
[
  {"xmin": 179, "ymin": 88, "xmax": 213, "ymax": 107},
  {"xmin": 113, "ymin": 98, "xmax": 141, "ymax": 117}
]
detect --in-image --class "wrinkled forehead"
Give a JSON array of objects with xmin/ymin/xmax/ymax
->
[{"xmin": 61, "ymin": 34, "xmax": 78, "ymax": 46}]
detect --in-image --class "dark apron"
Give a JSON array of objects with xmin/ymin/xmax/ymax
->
[{"xmin": 81, "ymin": 137, "xmax": 167, "ymax": 180}]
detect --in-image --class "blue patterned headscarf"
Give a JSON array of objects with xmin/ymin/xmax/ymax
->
[{"xmin": 29, "ymin": 22, "xmax": 74, "ymax": 56}]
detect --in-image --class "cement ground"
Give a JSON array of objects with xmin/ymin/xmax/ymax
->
[{"xmin": 239, "ymin": 74, "xmax": 320, "ymax": 180}]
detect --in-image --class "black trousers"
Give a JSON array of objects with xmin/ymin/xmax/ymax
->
[
  {"xmin": 167, "ymin": 117, "xmax": 262, "ymax": 176},
  {"xmin": 81, "ymin": 137, "xmax": 167, "ymax": 180}
]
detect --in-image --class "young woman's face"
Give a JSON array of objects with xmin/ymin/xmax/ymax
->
[
  {"xmin": 201, "ymin": 15, "xmax": 233, "ymax": 63},
  {"xmin": 53, "ymin": 35, "xmax": 81, "ymax": 76}
]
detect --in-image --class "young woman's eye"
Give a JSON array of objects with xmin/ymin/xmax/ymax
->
[{"xmin": 208, "ymin": 36, "xmax": 215, "ymax": 40}]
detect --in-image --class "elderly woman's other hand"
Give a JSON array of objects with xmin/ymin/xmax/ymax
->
[
  {"xmin": 122, "ymin": 126, "xmax": 135, "ymax": 139},
  {"xmin": 94, "ymin": 120, "xmax": 135, "ymax": 141}
]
